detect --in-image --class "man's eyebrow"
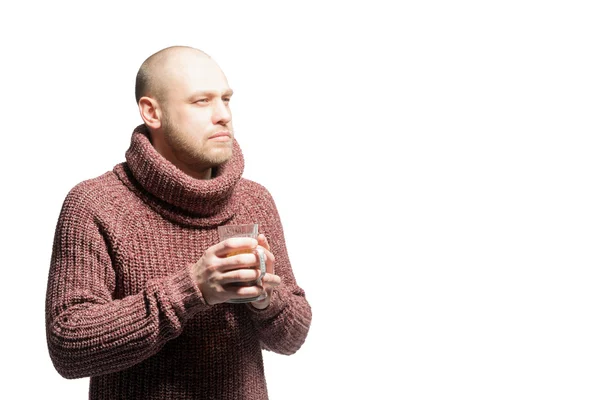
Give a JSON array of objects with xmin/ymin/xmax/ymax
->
[{"xmin": 190, "ymin": 89, "xmax": 234, "ymax": 98}]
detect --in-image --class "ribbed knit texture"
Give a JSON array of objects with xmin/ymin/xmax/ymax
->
[{"xmin": 45, "ymin": 125, "xmax": 312, "ymax": 400}]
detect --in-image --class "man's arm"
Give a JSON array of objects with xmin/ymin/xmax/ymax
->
[
  {"xmin": 45, "ymin": 184, "xmax": 207, "ymax": 379},
  {"xmin": 244, "ymin": 187, "xmax": 312, "ymax": 355}
]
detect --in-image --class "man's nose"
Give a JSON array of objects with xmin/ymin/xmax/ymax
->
[{"xmin": 212, "ymin": 100, "xmax": 232, "ymax": 125}]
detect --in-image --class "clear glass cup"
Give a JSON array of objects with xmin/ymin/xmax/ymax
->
[{"xmin": 217, "ymin": 224, "xmax": 266, "ymax": 303}]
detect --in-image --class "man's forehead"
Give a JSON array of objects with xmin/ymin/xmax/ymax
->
[{"xmin": 160, "ymin": 56, "xmax": 229, "ymax": 95}]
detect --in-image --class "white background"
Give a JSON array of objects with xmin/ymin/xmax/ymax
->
[{"xmin": 1, "ymin": 1, "xmax": 599, "ymax": 399}]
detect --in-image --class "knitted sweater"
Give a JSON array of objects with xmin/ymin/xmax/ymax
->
[{"xmin": 45, "ymin": 125, "xmax": 312, "ymax": 400}]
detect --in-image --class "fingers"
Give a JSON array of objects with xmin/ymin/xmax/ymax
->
[
  {"xmin": 222, "ymin": 272, "xmax": 280, "ymax": 296},
  {"xmin": 220, "ymin": 268, "xmax": 280, "ymax": 289},
  {"xmin": 211, "ymin": 272, "xmax": 280, "ymax": 306},
  {"xmin": 210, "ymin": 247, "xmax": 277, "ymax": 285},
  {"xmin": 220, "ymin": 268, "xmax": 263, "ymax": 285},
  {"xmin": 260, "ymin": 273, "xmax": 281, "ymax": 289},
  {"xmin": 263, "ymin": 245, "xmax": 275, "ymax": 275},
  {"xmin": 227, "ymin": 284, "xmax": 267, "ymax": 301},
  {"xmin": 212, "ymin": 237, "xmax": 258, "ymax": 257},
  {"xmin": 229, "ymin": 273, "xmax": 280, "ymax": 301},
  {"xmin": 257, "ymin": 234, "xmax": 271, "ymax": 251},
  {"xmin": 248, "ymin": 272, "xmax": 280, "ymax": 309},
  {"xmin": 198, "ymin": 236, "xmax": 276, "ymax": 305},
  {"xmin": 217, "ymin": 252, "xmax": 259, "ymax": 272},
  {"xmin": 214, "ymin": 245, "xmax": 274, "ymax": 272}
]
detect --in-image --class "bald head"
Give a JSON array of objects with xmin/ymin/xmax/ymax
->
[
  {"xmin": 135, "ymin": 46, "xmax": 234, "ymax": 179},
  {"xmin": 135, "ymin": 46, "xmax": 213, "ymax": 104}
]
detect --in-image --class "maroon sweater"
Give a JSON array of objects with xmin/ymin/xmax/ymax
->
[{"xmin": 46, "ymin": 125, "xmax": 312, "ymax": 399}]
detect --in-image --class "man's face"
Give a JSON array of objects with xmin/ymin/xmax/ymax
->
[{"xmin": 158, "ymin": 55, "xmax": 234, "ymax": 171}]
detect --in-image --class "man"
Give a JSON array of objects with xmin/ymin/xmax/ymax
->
[{"xmin": 45, "ymin": 46, "xmax": 312, "ymax": 400}]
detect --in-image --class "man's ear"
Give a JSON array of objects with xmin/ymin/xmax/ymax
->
[{"xmin": 138, "ymin": 97, "xmax": 162, "ymax": 130}]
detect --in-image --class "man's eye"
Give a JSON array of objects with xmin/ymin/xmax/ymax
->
[
  {"xmin": 223, "ymin": 98, "xmax": 231, "ymax": 103},
  {"xmin": 196, "ymin": 99, "xmax": 209, "ymax": 103}
]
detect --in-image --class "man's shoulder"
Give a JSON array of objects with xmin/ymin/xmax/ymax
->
[
  {"xmin": 235, "ymin": 178, "xmax": 278, "ymax": 207},
  {"xmin": 237, "ymin": 177, "xmax": 269, "ymax": 193},
  {"xmin": 237, "ymin": 178, "xmax": 273, "ymax": 198},
  {"xmin": 62, "ymin": 169, "xmax": 127, "ymax": 213}
]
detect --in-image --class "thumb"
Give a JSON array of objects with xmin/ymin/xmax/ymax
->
[{"xmin": 257, "ymin": 233, "xmax": 270, "ymax": 251}]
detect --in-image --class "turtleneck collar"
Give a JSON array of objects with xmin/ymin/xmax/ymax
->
[{"xmin": 113, "ymin": 124, "xmax": 244, "ymax": 227}]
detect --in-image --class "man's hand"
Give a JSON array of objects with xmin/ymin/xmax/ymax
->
[
  {"xmin": 191, "ymin": 236, "xmax": 279, "ymax": 305},
  {"xmin": 250, "ymin": 234, "xmax": 281, "ymax": 309}
]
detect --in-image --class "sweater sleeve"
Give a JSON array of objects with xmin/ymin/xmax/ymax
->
[
  {"xmin": 45, "ymin": 184, "xmax": 208, "ymax": 379},
  {"xmin": 244, "ymin": 187, "xmax": 312, "ymax": 355}
]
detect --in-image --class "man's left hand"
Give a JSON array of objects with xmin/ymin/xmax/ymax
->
[{"xmin": 251, "ymin": 234, "xmax": 280, "ymax": 309}]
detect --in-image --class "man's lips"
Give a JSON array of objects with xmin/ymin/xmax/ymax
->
[{"xmin": 208, "ymin": 131, "xmax": 232, "ymax": 141}]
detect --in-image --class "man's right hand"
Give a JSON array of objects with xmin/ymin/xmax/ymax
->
[{"xmin": 191, "ymin": 237, "xmax": 271, "ymax": 305}]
